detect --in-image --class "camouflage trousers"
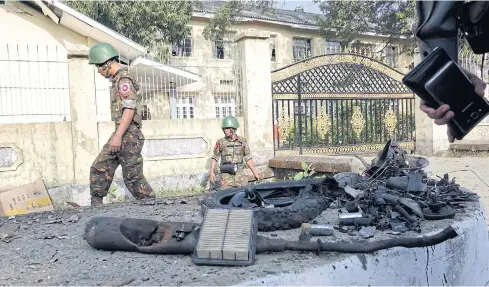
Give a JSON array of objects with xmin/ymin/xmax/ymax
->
[
  {"xmin": 220, "ymin": 168, "xmax": 249, "ymax": 188},
  {"xmin": 89, "ymin": 126, "xmax": 155, "ymax": 199}
]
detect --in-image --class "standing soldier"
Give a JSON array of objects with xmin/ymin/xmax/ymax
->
[
  {"xmin": 88, "ymin": 42, "xmax": 155, "ymax": 206},
  {"xmin": 209, "ymin": 116, "xmax": 261, "ymax": 188}
]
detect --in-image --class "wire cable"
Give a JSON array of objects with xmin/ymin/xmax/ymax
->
[{"xmin": 444, "ymin": 169, "xmax": 489, "ymax": 188}]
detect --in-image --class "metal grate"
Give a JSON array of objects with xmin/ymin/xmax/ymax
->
[
  {"xmin": 271, "ymin": 53, "xmax": 416, "ymax": 156},
  {"xmin": 196, "ymin": 209, "xmax": 229, "ymax": 260},
  {"xmin": 272, "ymin": 63, "xmax": 411, "ymax": 94},
  {"xmin": 194, "ymin": 209, "xmax": 256, "ymax": 266},
  {"xmin": 0, "ymin": 44, "xmax": 70, "ymax": 124}
]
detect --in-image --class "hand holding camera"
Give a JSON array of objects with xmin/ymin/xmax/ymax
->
[
  {"xmin": 419, "ymin": 68, "xmax": 487, "ymax": 143},
  {"xmin": 402, "ymin": 47, "xmax": 489, "ymax": 143}
]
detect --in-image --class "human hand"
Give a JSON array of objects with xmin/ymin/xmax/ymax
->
[
  {"xmin": 419, "ymin": 68, "xmax": 486, "ymax": 143},
  {"xmin": 254, "ymin": 173, "xmax": 261, "ymax": 181},
  {"xmin": 109, "ymin": 134, "xmax": 122, "ymax": 153},
  {"xmin": 209, "ymin": 172, "xmax": 216, "ymax": 183}
]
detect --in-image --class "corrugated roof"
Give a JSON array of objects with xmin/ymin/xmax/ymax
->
[
  {"xmin": 193, "ymin": 1, "xmax": 406, "ymax": 38},
  {"xmin": 194, "ymin": 1, "xmax": 326, "ymax": 27}
]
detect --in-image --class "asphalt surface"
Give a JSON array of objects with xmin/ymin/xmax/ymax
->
[{"xmin": 0, "ymin": 189, "xmax": 480, "ymax": 286}]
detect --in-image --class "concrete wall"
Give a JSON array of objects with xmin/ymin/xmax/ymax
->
[
  {"xmin": 0, "ymin": 122, "xmax": 74, "ymax": 188},
  {"xmin": 0, "ymin": 2, "xmax": 87, "ymax": 47},
  {"xmin": 173, "ymin": 18, "xmax": 412, "ymax": 72},
  {"xmin": 237, "ymin": 200, "xmax": 489, "ymax": 286},
  {"xmin": 0, "ymin": 118, "xmax": 242, "ymax": 205},
  {"xmin": 0, "ymin": 4, "xmax": 274, "ymax": 207}
]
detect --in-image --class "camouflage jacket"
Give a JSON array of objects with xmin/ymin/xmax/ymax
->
[
  {"xmin": 211, "ymin": 136, "xmax": 252, "ymax": 166},
  {"xmin": 110, "ymin": 67, "xmax": 143, "ymax": 130}
]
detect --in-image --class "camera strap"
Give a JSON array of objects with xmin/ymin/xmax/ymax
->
[{"xmin": 457, "ymin": 1, "xmax": 489, "ymax": 78}]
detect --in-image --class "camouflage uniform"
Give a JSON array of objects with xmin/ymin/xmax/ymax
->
[
  {"xmin": 211, "ymin": 136, "xmax": 252, "ymax": 188},
  {"xmin": 89, "ymin": 67, "xmax": 155, "ymax": 199}
]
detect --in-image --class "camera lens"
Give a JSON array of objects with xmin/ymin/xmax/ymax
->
[{"xmin": 471, "ymin": 112, "xmax": 479, "ymax": 119}]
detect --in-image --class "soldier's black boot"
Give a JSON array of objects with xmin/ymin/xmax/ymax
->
[{"xmin": 91, "ymin": 196, "xmax": 104, "ymax": 206}]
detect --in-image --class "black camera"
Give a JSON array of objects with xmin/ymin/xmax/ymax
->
[
  {"xmin": 458, "ymin": 1, "xmax": 489, "ymax": 54},
  {"xmin": 402, "ymin": 46, "xmax": 489, "ymax": 140}
]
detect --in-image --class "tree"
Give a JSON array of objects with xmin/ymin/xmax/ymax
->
[
  {"xmin": 314, "ymin": 0, "xmax": 417, "ymax": 54},
  {"xmin": 64, "ymin": 0, "xmax": 195, "ymax": 62}
]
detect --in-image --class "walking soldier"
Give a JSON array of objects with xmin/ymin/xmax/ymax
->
[
  {"xmin": 88, "ymin": 42, "xmax": 155, "ymax": 206},
  {"xmin": 209, "ymin": 116, "xmax": 261, "ymax": 188}
]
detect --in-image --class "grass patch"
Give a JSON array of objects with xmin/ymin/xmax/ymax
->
[
  {"xmin": 107, "ymin": 184, "xmax": 126, "ymax": 203},
  {"xmin": 155, "ymin": 185, "xmax": 208, "ymax": 198}
]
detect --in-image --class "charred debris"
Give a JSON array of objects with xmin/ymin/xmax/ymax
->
[{"xmin": 326, "ymin": 140, "xmax": 478, "ymax": 236}]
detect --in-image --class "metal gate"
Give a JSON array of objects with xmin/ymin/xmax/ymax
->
[{"xmin": 272, "ymin": 54, "xmax": 416, "ymax": 156}]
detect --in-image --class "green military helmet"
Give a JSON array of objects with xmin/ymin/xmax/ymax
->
[
  {"xmin": 221, "ymin": 116, "xmax": 239, "ymax": 129},
  {"xmin": 89, "ymin": 42, "xmax": 118, "ymax": 65}
]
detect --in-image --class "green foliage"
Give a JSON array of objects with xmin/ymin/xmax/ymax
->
[
  {"xmin": 64, "ymin": 0, "xmax": 194, "ymax": 62},
  {"xmin": 107, "ymin": 185, "xmax": 125, "ymax": 203},
  {"xmin": 64, "ymin": 0, "xmax": 423, "ymax": 62},
  {"xmin": 155, "ymin": 185, "xmax": 207, "ymax": 198},
  {"xmin": 315, "ymin": 0, "xmax": 417, "ymax": 54},
  {"xmin": 288, "ymin": 161, "xmax": 317, "ymax": 181}
]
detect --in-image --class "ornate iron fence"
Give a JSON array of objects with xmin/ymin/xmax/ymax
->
[{"xmin": 272, "ymin": 53, "xmax": 416, "ymax": 155}]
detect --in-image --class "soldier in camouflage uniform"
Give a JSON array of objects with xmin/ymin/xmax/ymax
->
[
  {"xmin": 88, "ymin": 42, "xmax": 155, "ymax": 206},
  {"xmin": 209, "ymin": 116, "xmax": 261, "ymax": 188}
]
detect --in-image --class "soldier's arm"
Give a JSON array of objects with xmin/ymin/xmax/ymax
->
[
  {"xmin": 210, "ymin": 141, "xmax": 221, "ymax": 173},
  {"xmin": 243, "ymin": 141, "xmax": 260, "ymax": 180},
  {"xmin": 114, "ymin": 78, "xmax": 137, "ymax": 138}
]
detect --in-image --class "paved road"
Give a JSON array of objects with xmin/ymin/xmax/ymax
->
[{"xmin": 428, "ymin": 156, "xmax": 489, "ymax": 225}]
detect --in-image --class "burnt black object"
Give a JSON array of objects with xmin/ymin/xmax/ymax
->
[
  {"xmin": 84, "ymin": 216, "xmax": 458, "ymax": 255},
  {"xmin": 83, "ymin": 216, "xmax": 199, "ymax": 254},
  {"xmin": 386, "ymin": 173, "xmax": 428, "ymax": 193},
  {"xmin": 423, "ymin": 203, "xmax": 456, "ymax": 220},
  {"xmin": 201, "ymin": 178, "xmax": 336, "ymax": 231}
]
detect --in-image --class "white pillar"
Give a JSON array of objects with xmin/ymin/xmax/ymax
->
[
  {"xmin": 413, "ymin": 50, "xmax": 450, "ymax": 154},
  {"xmin": 235, "ymin": 30, "xmax": 274, "ymax": 166},
  {"xmin": 67, "ymin": 45, "xmax": 99, "ymax": 183}
]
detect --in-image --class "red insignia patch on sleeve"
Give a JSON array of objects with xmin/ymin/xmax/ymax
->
[
  {"xmin": 214, "ymin": 142, "xmax": 220, "ymax": 151},
  {"xmin": 119, "ymin": 79, "xmax": 134, "ymax": 99}
]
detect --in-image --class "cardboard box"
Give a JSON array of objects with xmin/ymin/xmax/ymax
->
[{"xmin": 0, "ymin": 179, "xmax": 54, "ymax": 216}]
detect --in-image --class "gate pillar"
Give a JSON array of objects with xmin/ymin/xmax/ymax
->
[
  {"xmin": 413, "ymin": 52, "xmax": 451, "ymax": 154},
  {"xmin": 235, "ymin": 30, "xmax": 274, "ymax": 166}
]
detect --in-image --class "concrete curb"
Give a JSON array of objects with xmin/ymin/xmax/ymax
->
[
  {"xmin": 235, "ymin": 200, "xmax": 489, "ymax": 286},
  {"xmin": 269, "ymin": 155, "xmax": 365, "ymax": 174}
]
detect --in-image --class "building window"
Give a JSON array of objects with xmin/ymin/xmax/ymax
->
[
  {"xmin": 326, "ymin": 41, "xmax": 341, "ymax": 54},
  {"xmin": 220, "ymin": 79, "xmax": 234, "ymax": 85},
  {"xmin": 171, "ymin": 36, "xmax": 192, "ymax": 57},
  {"xmin": 176, "ymin": 96, "xmax": 195, "ymax": 119},
  {"xmin": 270, "ymin": 36, "xmax": 276, "ymax": 61},
  {"xmin": 213, "ymin": 37, "xmax": 233, "ymax": 60},
  {"xmin": 385, "ymin": 46, "xmax": 398, "ymax": 67},
  {"xmin": 293, "ymin": 38, "xmax": 312, "ymax": 62},
  {"xmin": 215, "ymin": 96, "xmax": 235, "ymax": 118}
]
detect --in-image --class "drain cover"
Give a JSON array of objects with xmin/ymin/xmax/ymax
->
[{"xmin": 192, "ymin": 209, "xmax": 258, "ymax": 266}]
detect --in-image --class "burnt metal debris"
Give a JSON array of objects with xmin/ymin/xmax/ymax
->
[
  {"xmin": 201, "ymin": 139, "xmax": 478, "ymax": 235},
  {"xmin": 332, "ymin": 139, "xmax": 479, "ymax": 234},
  {"xmin": 81, "ymin": 139, "xmax": 476, "ymax": 260},
  {"xmin": 202, "ymin": 139, "xmax": 478, "ymax": 235}
]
